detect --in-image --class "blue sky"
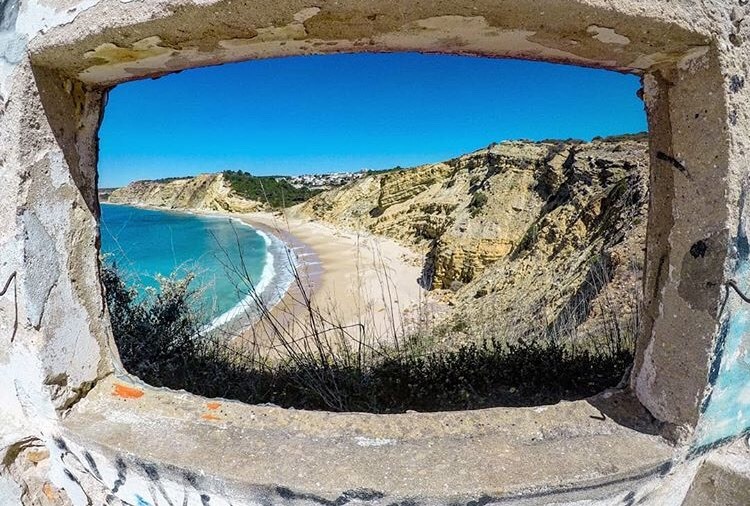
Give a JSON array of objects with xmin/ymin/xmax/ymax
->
[{"xmin": 98, "ymin": 52, "xmax": 646, "ymax": 188}]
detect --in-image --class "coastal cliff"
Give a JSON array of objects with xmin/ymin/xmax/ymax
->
[
  {"xmin": 105, "ymin": 135, "xmax": 649, "ymax": 339},
  {"xmin": 296, "ymin": 135, "xmax": 648, "ymax": 337},
  {"xmin": 106, "ymin": 173, "xmax": 264, "ymax": 213}
]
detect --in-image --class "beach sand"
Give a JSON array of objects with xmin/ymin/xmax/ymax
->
[{"xmin": 234, "ymin": 210, "xmax": 438, "ymax": 350}]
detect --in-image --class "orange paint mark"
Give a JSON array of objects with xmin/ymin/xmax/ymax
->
[
  {"xmin": 206, "ymin": 402, "xmax": 221, "ymax": 410},
  {"xmin": 112, "ymin": 383, "xmax": 144, "ymax": 399},
  {"xmin": 201, "ymin": 413, "xmax": 220, "ymax": 421}
]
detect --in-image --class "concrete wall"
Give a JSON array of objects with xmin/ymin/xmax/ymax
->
[{"xmin": 1, "ymin": 0, "xmax": 750, "ymax": 504}]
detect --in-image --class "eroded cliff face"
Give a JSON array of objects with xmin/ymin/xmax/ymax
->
[
  {"xmin": 105, "ymin": 137, "xmax": 648, "ymax": 340},
  {"xmin": 454, "ymin": 139, "xmax": 648, "ymax": 339},
  {"xmin": 106, "ymin": 173, "xmax": 264, "ymax": 213},
  {"xmin": 297, "ymin": 136, "xmax": 648, "ymax": 337}
]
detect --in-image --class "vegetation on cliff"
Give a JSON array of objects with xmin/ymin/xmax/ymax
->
[
  {"xmin": 103, "ymin": 261, "xmax": 634, "ymax": 412},
  {"xmin": 223, "ymin": 170, "xmax": 321, "ymax": 208},
  {"xmin": 104, "ymin": 135, "xmax": 647, "ymax": 411},
  {"xmin": 105, "ymin": 171, "xmax": 324, "ymax": 212},
  {"xmin": 106, "ymin": 173, "xmax": 265, "ymax": 212},
  {"xmin": 297, "ymin": 135, "xmax": 649, "ymax": 341}
]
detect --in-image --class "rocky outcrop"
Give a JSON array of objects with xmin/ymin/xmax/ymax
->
[
  {"xmin": 106, "ymin": 173, "xmax": 264, "ymax": 213},
  {"xmin": 455, "ymin": 139, "xmax": 648, "ymax": 339},
  {"xmin": 106, "ymin": 137, "xmax": 649, "ymax": 340},
  {"xmin": 297, "ymin": 135, "xmax": 649, "ymax": 337}
]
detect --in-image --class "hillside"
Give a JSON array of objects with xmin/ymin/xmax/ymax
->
[
  {"xmin": 104, "ymin": 136, "xmax": 649, "ymax": 342},
  {"xmin": 106, "ymin": 173, "xmax": 265, "ymax": 212},
  {"xmin": 295, "ymin": 135, "xmax": 649, "ymax": 340},
  {"xmin": 223, "ymin": 170, "xmax": 321, "ymax": 207}
]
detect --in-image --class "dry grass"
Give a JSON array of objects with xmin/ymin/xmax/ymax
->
[{"xmin": 104, "ymin": 242, "xmax": 638, "ymax": 412}]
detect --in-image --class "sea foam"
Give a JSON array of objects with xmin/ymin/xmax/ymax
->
[{"xmin": 203, "ymin": 218, "xmax": 297, "ymax": 333}]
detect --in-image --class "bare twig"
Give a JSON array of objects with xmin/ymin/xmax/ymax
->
[{"xmin": 0, "ymin": 271, "xmax": 18, "ymax": 342}]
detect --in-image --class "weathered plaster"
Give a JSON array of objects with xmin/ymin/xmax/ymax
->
[
  {"xmin": 0, "ymin": 0, "xmax": 101, "ymax": 99},
  {"xmin": 20, "ymin": 211, "xmax": 60, "ymax": 328},
  {"xmin": 586, "ymin": 25, "xmax": 631, "ymax": 46},
  {"xmin": 1, "ymin": 0, "xmax": 750, "ymax": 504},
  {"xmin": 53, "ymin": 376, "xmax": 678, "ymax": 506}
]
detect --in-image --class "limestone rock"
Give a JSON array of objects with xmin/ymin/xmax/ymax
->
[
  {"xmin": 106, "ymin": 173, "xmax": 264, "ymax": 213},
  {"xmin": 296, "ymin": 135, "xmax": 649, "ymax": 338}
]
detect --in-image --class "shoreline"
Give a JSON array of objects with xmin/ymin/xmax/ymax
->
[
  {"xmin": 235, "ymin": 210, "xmax": 433, "ymax": 347},
  {"xmin": 201, "ymin": 223, "xmax": 297, "ymax": 334},
  {"xmin": 101, "ymin": 201, "xmax": 437, "ymax": 347},
  {"xmin": 101, "ymin": 202, "xmax": 299, "ymax": 336}
]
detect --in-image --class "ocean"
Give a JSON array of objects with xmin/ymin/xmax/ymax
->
[{"xmin": 99, "ymin": 203, "xmax": 291, "ymax": 328}]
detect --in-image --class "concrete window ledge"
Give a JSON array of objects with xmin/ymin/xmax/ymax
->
[{"xmin": 56, "ymin": 376, "xmax": 674, "ymax": 505}]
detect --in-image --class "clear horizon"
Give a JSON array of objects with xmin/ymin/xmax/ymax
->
[{"xmin": 98, "ymin": 52, "xmax": 647, "ymax": 188}]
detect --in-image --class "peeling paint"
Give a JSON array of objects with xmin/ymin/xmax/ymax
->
[
  {"xmin": 628, "ymin": 52, "xmax": 671, "ymax": 70},
  {"xmin": 21, "ymin": 211, "xmax": 60, "ymax": 328},
  {"xmin": 587, "ymin": 25, "xmax": 631, "ymax": 45},
  {"xmin": 354, "ymin": 436, "xmax": 396, "ymax": 447},
  {"xmin": 678, "ymin": 46, "xmax": 710, "ymax": 72},
  {"xmin": 695, "ymin": 263, "xmax": 750, "ymax": 449},
  {"xmin": 84, "ymin": 36, "xmax": 172, "ymax": 65},
  {"xmin": 1, "ymin": 0, "xmax": 101, "ymax": 97},
  {"xmin": 0, "ymin": 0, "xmax": 20, "ymax": 32},
  {"xmin": 376, "ymin": 16, "xmax": 600, "ymax": 68},
  {"xmin": 293, "ymin": 6, "xmax": 320, "ymax": 24}
]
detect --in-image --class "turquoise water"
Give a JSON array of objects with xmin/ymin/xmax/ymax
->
[{"xmin": 100, "ymin": 203, "xmax": 270, "ymax": 323}]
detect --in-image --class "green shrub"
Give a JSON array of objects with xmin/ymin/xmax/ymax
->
[
  {"xmin": 104, "ymin": 260, "xmax": 634, "ymax": 413},
  {"xmin": 366, "ymin": 166, "xmax": 403, "ymax": 175},
  {"xmin": 590, "ymin": 132, "xmax": 648, "ymax": 143},
  {"xmin": 513, "ymin": 222, "xmax": 540, "ymax": 256},
  {"xmin": 102, "ymin": 264, "xmax": 205, "ymax": 386},
  {"xmin": 468, "ymin": 191, "xmax": 488, "ymax": 217},
  {"xmin": 223, "ymin": 170, "xmax": 321, "ymax": 208}
]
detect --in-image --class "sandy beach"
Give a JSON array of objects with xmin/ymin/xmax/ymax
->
[
  {"xmin": 105, "ymin": 201, "xmax": 436, "ymax": 348},
  {"xmin": 233, "ymin": 210, "xmax": 436, "ymax": 350}
]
